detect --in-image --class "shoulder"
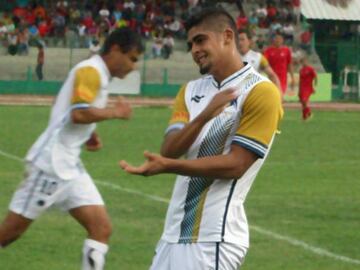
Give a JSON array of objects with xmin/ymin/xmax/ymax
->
[{"xmin": 245, "ymin": 81, "xmax": 281, "ymax": 108}]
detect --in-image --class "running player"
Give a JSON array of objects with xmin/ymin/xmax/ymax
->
[
  {"xmin": 238, "ymin": 29, "xmax": 281, "ymax": 90},
  {"xmin": 0, "ymin": 27, "xmax": 144, "ymax": 270},
  {"xmin": 299, "ymin": 55, "xmax": 317, "ymax": 120},
  {"xmin": 120, "ymin": 8, "xmax": 283, "ymax": 270}
]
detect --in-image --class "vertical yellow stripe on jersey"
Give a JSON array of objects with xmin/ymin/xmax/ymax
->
[{"xmin": 71, "ymin": 67, "xmax": 101, "ymax": 105}]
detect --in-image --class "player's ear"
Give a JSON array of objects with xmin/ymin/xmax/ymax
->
[{"xmin": 223, "ymin": 28, "xmax": 234, "ymax": 46}]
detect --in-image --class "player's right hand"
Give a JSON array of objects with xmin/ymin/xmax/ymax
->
[
  {"xmin": 113, "ymin": 96, "xmax": 132, "ymax": 120},
  {"xmin": 199, "ymin": 88, "xmax": 239, "ymax": 122}
]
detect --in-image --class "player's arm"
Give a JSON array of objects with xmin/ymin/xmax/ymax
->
[
  {"xmin": 72, "ymin": 97, "xmax": 131, "ymax": 124},
  {"xmin": 70, "ymin": 66, "xmax": 131, "ymax": 124},
  {"xmin": 260, "ymin": 55, "xmax": 281, "ymax": 90},
  {"xmin": 288, "ymin": 51, "xmax": 295, "ymax": 90},
  {"xmin": 121, "ymin": 82, "xmax": 283, "ymax": 179},
  {"xmin": 161, "ymin": 87, "xmax": 238, "ymax": 159},
  {"xmin": 313, "ymin": 69, "xmax": 318, "ymax": 88}
]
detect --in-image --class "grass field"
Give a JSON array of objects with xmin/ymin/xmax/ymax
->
[{"xmin": 0, "ymin": 105, "xmax": 359, "ymax": 270}]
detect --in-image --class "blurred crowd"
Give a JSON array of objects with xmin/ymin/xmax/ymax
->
[
  {"xmin": 0, "ymin": 0, "xmax": 202, "ymax": 57},
  {"xmin": 0, "ymin": 0, "xmax": 313, "ymax": 61}
]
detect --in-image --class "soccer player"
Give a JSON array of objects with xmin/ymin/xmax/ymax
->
[
  {"xmin": 299, "ymin": 55, "xmax": 317, "ymax": 120},
  {"xmin": 264, "ymin": 31, "xmax": 295, "ymax": 96},
  {"xmin": 238, "ymin": 29, "xmax": 281, "ymax": 90},
  {"xmin": 0, "ymin": 27, "xmax": 144, "ymax": 270},
  {"xmin": 120, "ymin": 8, "xmax": 283, "ymax": 270}
]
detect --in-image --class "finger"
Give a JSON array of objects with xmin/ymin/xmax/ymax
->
[{"xmin": 119, "ymin": 160, "xmax": 129, "ymax": 170}]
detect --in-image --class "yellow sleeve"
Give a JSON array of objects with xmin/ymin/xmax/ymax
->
[
  {"xmin": 168, "ymin": 84, "xmax": 189, "ymax": 125},
  {"xmin": 166, "ymin": 84, "xmax": 190, "ymax": 134},
  {"xmin": 232, "ymin": 81, "xmax": 283, "ymax": 158},
  {"xmin": 71, "ymin": 67, "xmax": 101, "ymax": 105},
  {"xmin": 260, "ymin": 54, "xmax": 269, "ymax": 70}
]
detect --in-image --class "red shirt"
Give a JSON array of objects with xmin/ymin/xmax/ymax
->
[
  {"xmin": 299, "ymin": 65, "xmax": 316, "ymax": 94},
  {"xmin": 264, "ymin": 46, "xmax": 292, "ymax": 93}
]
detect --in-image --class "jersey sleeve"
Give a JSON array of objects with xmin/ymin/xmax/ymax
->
[
  {"xmin": 232, "ymin": 81, "xmax": 283, "ymax": 158},
  {"xmin": 165, "ymin": 84, "xmax": 190, "ymax": 134},
  {"xmin": 71, "ymin": 66, "xmax": 101, "ymax": 109},
  {"xmin": 259, "ymin": 54, "xmax": 269, "ymax": 70}
]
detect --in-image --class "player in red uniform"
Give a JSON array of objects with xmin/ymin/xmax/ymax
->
[
  {"xmin": 299, "ymin": 55, "xmax": 317, "ymax": 120},
  {"xmin": 263, "ymin": 31, "xmax": 295, "ymax": 97}
]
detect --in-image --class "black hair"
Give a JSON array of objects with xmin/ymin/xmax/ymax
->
[
  {"xmin": 238, "ymin": 29, "xmax": 252, "ymax": 39},
  {"xmin": 102, "ymin": 27, "xmax": 144, "ymax": 55},
  {"xmin": 185, "ymin": 7, "xmax": 240, "ymax": 51}
]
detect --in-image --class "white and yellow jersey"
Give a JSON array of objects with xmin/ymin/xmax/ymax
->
[
  {"xmin": 241, "ymin": 49, "xmax": 269, "ymax": 72},
  {"xmin": 162, "ymin": 64, "xmax": 283, "ymax": 247},
  {"xmin": 26, "ymin": 55, "xmax": 111, "ymax": 180}
]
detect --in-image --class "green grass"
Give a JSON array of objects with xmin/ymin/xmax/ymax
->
[{"xmin": 0, "ymin": 106, "xmax": 359, "ymax": 270}]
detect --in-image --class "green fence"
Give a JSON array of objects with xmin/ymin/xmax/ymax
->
[{"xmin": 0, "ymin": 79, "xmax": 182, "ymax": 97}]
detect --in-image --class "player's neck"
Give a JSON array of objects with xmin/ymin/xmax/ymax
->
[
  {"xmin": 240, "ymin": 49, "xmax": 250, "ymax": 56},
  {"xmin": 212, "ymin": 56, "xmax": 244, "ymax": 84}
]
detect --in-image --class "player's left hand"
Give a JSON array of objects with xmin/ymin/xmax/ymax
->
[{"xmin": 119, "ymin": 151, "xmax": 167, "ymax": 176}]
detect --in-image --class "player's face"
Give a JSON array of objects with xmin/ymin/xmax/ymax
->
[
  {"xmin": 111, "ymin": 46, "xmax": 141, "ymax": 78},
  {"xmin": 274, "ymin": 34, "xmax": 284, "ymax": 47},
  {"xmin": 187, "ymin": 25, "xmax": 224, "ymax": 75},
  {"xmin": 238, "ymin": 33, "xmax": 250, "ymax": 54}
]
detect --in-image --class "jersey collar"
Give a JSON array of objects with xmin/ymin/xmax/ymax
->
[{"xmin": 211, "ymin": 62, "xmax": 252, "ymax": 89}]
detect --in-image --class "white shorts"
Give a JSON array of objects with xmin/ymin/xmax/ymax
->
[
  {"xmin": 149, "ymin": 240, "xmax": 247, "ymax": 270},
  {"xmin": 9, "ymin": 164, "xmax": 104, "ymax": 220}
]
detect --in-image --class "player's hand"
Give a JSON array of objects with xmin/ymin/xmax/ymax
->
[
  {"xmin": 119, "ymin": 151, "xmax": 167, "ymax": 176},
  {"xmin": 86, "ymin": 132, "xmax": 102, "ymax": 151},
  {"xmin": 113, "ymin": 96, "xmax": 132, "ymax": 120},
  {"xmin": 199, "ymin": 88, "xmax": 239, "ymax": 122}
]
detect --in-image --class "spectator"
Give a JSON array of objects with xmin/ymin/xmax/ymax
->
[
  {"xmin": 236, "ymin": 10, "xmax": 248, "ymax": 30},
  {"xmin": 266, "ymin": 3, "xmax": 277, "ymax": 24},
  {"xmin": 36, "ymin": 42, "xmax": 44, "ymax": 80},
  {"xmin": 282, "ymin": 21, "xmax": 294, "ymax": 45},
  {"xmin": 89, "ymin": 38, "xmax": 101, "ymax": 57},
  {"xmin": 17, "ymin": 27, "xmax": 29, "ymax": 55},
  {"xmin": 152, "ymin": 32, "xmax": 163, "ymax": 58},
  {"xmin": 300, "ymin": 28, "xmax": 312, "ymax": 54},
  {"xmin": 162, "ymin": 32, "xmax": 175, "ymax": 59},
  {"xmin": 52, "ymin": 11, "xmax": 66, "ymax": 46}
]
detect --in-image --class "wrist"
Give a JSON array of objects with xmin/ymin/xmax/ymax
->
[
  {"xmin": 195, "ymin": 112, "xmax": 211, "ymax": 124},
  {"xmin": 162, "ymin": 157, "xmax": 178, "ymax": 174}
]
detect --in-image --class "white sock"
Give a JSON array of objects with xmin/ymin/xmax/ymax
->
[{"xmin": 82, "ymin": 239, "xmax": 109, "ymax": 270}]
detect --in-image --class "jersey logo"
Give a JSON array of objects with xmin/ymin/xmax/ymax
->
[{"xmin": 191, "ymin": 95, "xmax": 205, "ymax": 103}]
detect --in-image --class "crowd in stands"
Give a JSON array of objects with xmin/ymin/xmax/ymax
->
[
  {"xmin": 0, "ymin": 0, "xmax": 313, "ymax": 62},
  {"xmin": 0, "ymin": 0, "xmax": 200, "ymax": 58}
]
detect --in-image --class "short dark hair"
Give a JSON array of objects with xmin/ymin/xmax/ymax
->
[
  {"xmin": 238, "ymin": 29, "xmax": 252, "ymax": 39},
  {"xmin": 185, "ymin": 7, "xmax": 240, "ymax": 51},
  {"xmin": 102, "ymin": 27, "xmax": 144, "ymax": 55}
]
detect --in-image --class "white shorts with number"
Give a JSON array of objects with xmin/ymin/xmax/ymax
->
[
  {"xmin": 9, "ymin": 164, "xmax": 104, "ymax": 220},
  {"xmin": 149, "ymin": 240, "xmax": 248, "ymax": 270}
]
